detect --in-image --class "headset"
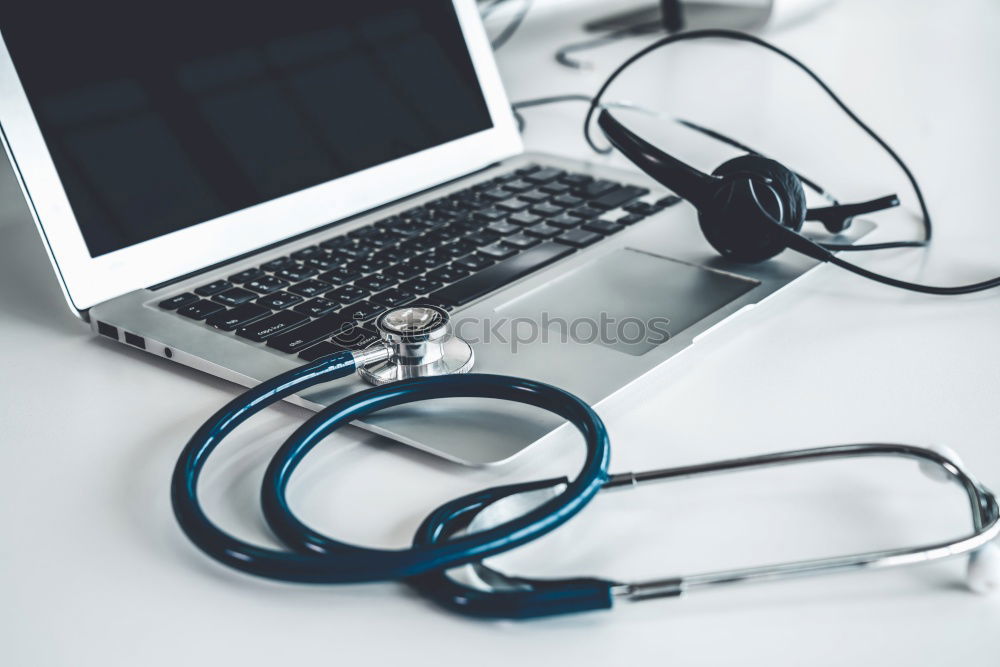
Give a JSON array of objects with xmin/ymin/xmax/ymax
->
[{"xmin": 588, "ymin": 30, "xmax": 1000, "ymax": 295}]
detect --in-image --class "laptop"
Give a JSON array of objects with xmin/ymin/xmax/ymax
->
[{"xmin": 0, "ymin": 0, "xmax": 866, "ymax": 465}]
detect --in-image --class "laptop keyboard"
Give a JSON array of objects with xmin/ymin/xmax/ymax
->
[{"xmin": 156, "ymin": 164, "xmax": 680, "ymax": 362}]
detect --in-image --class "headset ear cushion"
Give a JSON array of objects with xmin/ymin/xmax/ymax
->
[
  {"xmin": 698, "ymin": 155, "xmax": 808, "ymax": 263},
  {"xmin": 712, "ymin": 155, "xmax": 807, "ymax": 230}
]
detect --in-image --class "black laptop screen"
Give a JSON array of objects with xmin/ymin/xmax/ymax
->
[{"xmin": 1, "ymin": 0, "xmax": 493, "ymax": 257}]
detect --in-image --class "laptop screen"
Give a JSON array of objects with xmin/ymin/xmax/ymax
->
[{"xmin": 1, "ymin": 0, "xmax": 492, "ymax": 258}]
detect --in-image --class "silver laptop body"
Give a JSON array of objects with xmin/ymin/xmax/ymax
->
[{"xmin": 0, "ymin": 0, "xmax": 867, "ymax": 465}]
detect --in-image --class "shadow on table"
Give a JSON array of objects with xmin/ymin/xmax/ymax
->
[{"xmin": 0, "ymin": 217, "xmax": 80, "ymax": 330}]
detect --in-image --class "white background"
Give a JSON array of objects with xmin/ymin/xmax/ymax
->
[{"xmin": 1, "ymin": 0, "xmax": 999, "ymax": 664}]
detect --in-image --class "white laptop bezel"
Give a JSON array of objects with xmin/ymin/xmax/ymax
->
[{"xmin": 0, "ymin": 0, "xmax": 521, "ymax": 314}]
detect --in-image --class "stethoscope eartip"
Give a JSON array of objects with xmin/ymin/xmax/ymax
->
[{"xmin": 966, "ymin": 543, "xmax": 1000, "ymax": 595}]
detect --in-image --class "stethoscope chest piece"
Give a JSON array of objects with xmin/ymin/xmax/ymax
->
[{"xmin": 358, "ymin": 305, "xmax": 474, "ymax": 386}]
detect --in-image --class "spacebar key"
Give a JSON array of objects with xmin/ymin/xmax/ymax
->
[{"xmin": 430, "ymin": 242, "xmax": 574, "ymax": 306}]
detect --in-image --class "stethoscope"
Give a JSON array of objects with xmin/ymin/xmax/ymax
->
[
  {"xmin": 172, "ymin": 305, "xmax": 1000, "ymax": 615},
  {"xmin": 171, "ymin": 305, "xmax": 610, "ymax": 582}
]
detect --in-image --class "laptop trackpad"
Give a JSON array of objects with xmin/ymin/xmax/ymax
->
[{"xmin": 495, "ymin": 248, "xmax": 758, "ymax": 356}]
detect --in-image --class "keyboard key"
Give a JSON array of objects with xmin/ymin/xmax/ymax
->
[
  {"xmin": 555, "ymin": 229, "xmax": 602, "ymax": 248},
  {"xmin": 618, "ymin": 213, "xmax": 646, "ymax": 225},
  {"xmin": 304, "ymin": 254, "xmax": 339, "ymax": 270},
  {"xmin": 540, "ymin": 182, "xmax": 571, "ymax": 195},
  {"xmin": 412, "ymin": 251, "xmax": 450, "ymax": 270},
  {"xmin": 524, "ymin": 167, "xmax": 564, "ymax": 184},
  {"xmin": 591, "ymin": 185, "xmax": 649, "ymax": 210},
  {"xmin": 376, "ymin": 246, "xmax": 408, "ymax": 264},
  {"xmin": 261, "ymin": 256, "xmax": 294, "ymax": 272},
  {"xmin": 318, "ymin": 267, "xmax": 361, "ymax": 285},
  {"xmin": 519, "ymin": 190, "xmax": 549, "ymax": 203},
  {"xmin": 257, "ymin": 291, "xmax": 304, "ymax": 310},
  {"xmin": 502, "ymin": 233, "xmax": 540, "ymax": 249},
  {"xmin": 624, "ymin": 201, "xmax": 656, "ymax": 215},
  {"xmin": 547, "ymin": 212, "xmax": 582, "ymax": 229},
  {"xmin": 427, "ymin": 265, "xmax": 470, "ymax": 283},
  {"xmin": 482, "ymin": 188, "xmax": 512, "ymax": 202},
  {"xmin": 275, "ymin": 265, "xmax": 317, "ymax": 282},
  {"xmin": 288, "ymin": 279, "xmax": 331, "ymax": 298},
  {"xmin": 561, "ymin": 173, "xmax": 592, "ymax": 186},
  {"xmin": 356, "ymin": 274, "xmax": 396, "ymax": 292},
  {"xmin": 441, "ymin": 240, "xmax": 478, "ymax": 258},
  {"xmin": 328, "ymin": 285, "xmax": 369, "ymax": 304},
  {"xmin": 229, "ymin": 268, "xmax": 265, "ymax": 284},
  {"xmin": 553, "ymin": 194, "xmax": 584, "ymax": 208},
  {"xmin": 657, "ymin": 195, "xmax": 682, "ymax": 207},
  {"xmin": 402, "ymin": 235, "xmax": 439, "ymax": 253},
  {"xmin": 473, "ymin": 208, "xmax": 506, "ymax": 222},
  {"xmin": 478, "ymin": 242, "xmax": 518, "ymax": 260},
  {"xmin": 453, "ymin": 253, "xmax": 494, "ymax": 271},
  {"xmin": 266, "ymin": 313, "xmax": 350, "ymax": 354},
  {"xmin": 290, "ymin": 245, "xmax": 323, "ymax": 261},
  {"xmin": 401, "ymin": 276, "xmax": 443, "ymax": 294},
  {"xmin": 236, "ymin": 310, "xmax": 308, "ymax": 342},
  {"xmin": 487, "ymin": 221, "xmax": 520, "ymax": 235},
  {"xmin": 508, "ymin": 211, "xmax": 542, "ymax": 227},
  {"xmin": 319, "ymin": 236, "xmax": 352, "ymax": 251},
  {"xmin": 177, "ymin": 299, "xmax": 226, "ymax": 320},
  {"xmin": 352, "ymin": 256, "xmax": 391, "ymax": 273},
  {"xmin": 582, "ymin": 179, "xmax": 620, "ymax": 198},
  {"xmin": 464, "ymin": 231, "xmax": 500, "ymax": 247},
  {"xmin": 582, "ymin": 219, "xmax": 625, "ymax": 235},
  {"xmin": 431, "ymin": 242, "xmax": 575, "ymax": 307},
  {"xmin": 207, "ymin": 303, "xmax": 270, "ymax": 331},
  {"xmin": 299, "ymin": 341, "xmax": 343, "ymax": 362},
  {"xmin": 293, "ymin": 297, "xmax": 339, "ymax": 318},
  {"xmin": 571, "ymin": 206, "xmax": 602, "ymax": 219},
  {"xmin": 246, "ymin": 275, "xmax": 290, "ymax": 294},
  {"xmin": 524, "ymin": 223, "xmax": 561, "ymax": 239},
  {"xmin": 158, "ymin": 293, "xmax": 198, "ymax": 310},
  {"xmin": 213, "ymin": 287, "xmax": 256, "ymax": 306},
  {"xmin": 371, "ymin": 288, "xmax": 416, "ymax": 308},
  {"xmin": 336, "ymin": 244, "xmax": 375, "ymax": 260},
  {"xmin": 382, "ymin": 262, "xmax": 423, "ymax": 281},
  {"xmin": 530, "ymin": 202, "xmax": 563, "ymax": 217},
  {"xmin": 503, "ymin": 179, "xmax": 533, "ymax": 193},
  {"xmin": 340, "ymin": 300, "xmax": 384, "ymax": 323},
  {"xmin": 195, "ymin": 279, "xmax": 232, "ymax": 296},
  {"xmin": 497, "ymin": 198, "xmax": 530, "ymax": 212},
  {"xmin": 330, "ymin": 323, "xmax": 380, "ymax": 350}
]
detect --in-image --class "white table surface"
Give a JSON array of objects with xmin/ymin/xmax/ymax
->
[{"xmin": 2, "ymin": 1, "xmax": 999, "ymax": 665}]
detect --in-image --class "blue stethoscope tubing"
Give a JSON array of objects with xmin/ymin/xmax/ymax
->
[
  {"xmin": 171, "ymin": 349, "xmax": 611, "ymax": 583},
  {"xmin": 408, "ymin": 477, "xmax": 618, "ymax": 618}
]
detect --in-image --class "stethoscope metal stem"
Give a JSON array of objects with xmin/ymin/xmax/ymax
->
[
  {"xmin": 599, "ymin": 444, "xmax": 999, "ymax": 602},
  {"xmin": 427, "ymin": 442, "xmax": 999, "ymax": 617}
]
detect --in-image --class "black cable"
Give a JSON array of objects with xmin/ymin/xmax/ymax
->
[
  {"xmin": 827, "ymin": 255, "xmax": 1000, "ymax": 294},
  {"xmin": 511, "ymin": 94, "xmax": 838, "ymax": 204},
  {"xmin": 746, "ymin": 181, "xmax": 1000, "ymax": 295},
  {"xmin": 583, "ymin": 30, "xmax": 935, "ymax": 252},
  {"xmin": 556, "ymin": 21, "xmax": 663, "ymax": 69},
  {"xmin": 489, "ymin": 0, "xmax": 532, "ymax": 51}
]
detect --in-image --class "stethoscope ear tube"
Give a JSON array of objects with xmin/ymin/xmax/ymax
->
[{"xmin": 408, "ymin": 444, "xmax": 1000, "ymax": 619}]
